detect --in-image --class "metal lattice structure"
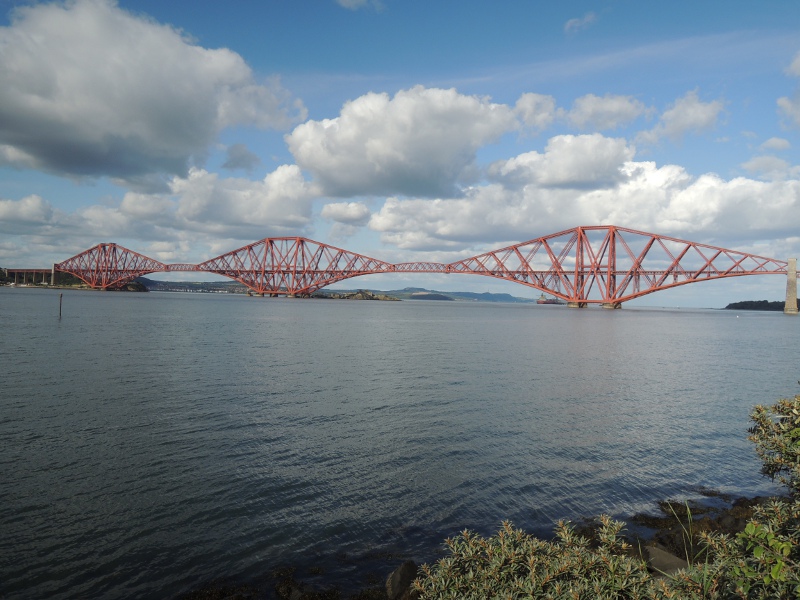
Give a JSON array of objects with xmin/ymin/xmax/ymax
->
[
  {"xmin": 448, "ymin": 226, "xmax": 788, "ymax": 307},
  {"xmin": 54, "ymin": 226, "xmax": 789, "ymax": 304},
  {"xmin": 55, "ymin": 243, "xmax": 167, "ymax": 290},
  {"xmin": 197, "ymin": 237, "xmax": 396, "ymax": 296}
]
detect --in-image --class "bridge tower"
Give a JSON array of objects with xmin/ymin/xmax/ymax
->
[{"xmin": 786, "ymin": 258, "xmax": 798, "ymax": 315}]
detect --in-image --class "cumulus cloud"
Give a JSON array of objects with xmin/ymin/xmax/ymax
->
[
  {"xmin": 2, "ymin": 162, "xmax": 322, "ymax": 265},
  {"xmin": 488, "ymin": 134, "xmax": 635, "ymax": 189},
  {"xmin": 741, "ymin": 155, "xmax": 798, "ymax": 181},
  {"xmin": 321, "ymin": 202, "xmax": 371, "ymax": 224},
  {"xmin": 515, "ymin": 93, "xmax": 557, "ymax": 132},
  {"xmin": 778, "ymin": 94, "xmax": 800, "ymax": 127},
  {"xmin": 115, "ymin": 164, "xmax": 321, "ymax": 240},
  {"xmin": 170, "ymin": 165, "xmax": 319, "ymax": 235},
  {"xmin": 321, "ymin": 202, "xmax": 372, "ymax": 240},
  {"xmin": 566, "ymin": 94, "xmax": 648, "ymax": 130},
  {"xmin": 0, "ymin": 0, "xmax": 305, "ymax": 187},
  {"xmin": 368, "ymin": 133, "xmax": 800, "ymax": 251},
  {"xmin": 637, "ymin": 90, "xmax": 724, "ymax": 143},
  {"xmin": 564, "ymin": 12, "xmax": 597, "ymax": 34},
  {"xmin": 0, "ymin": 195, "xmax": 54, "ymax": 233},
  {"xmin": 222, "ymin": 144, "xmax": 262, "ymax": 171},
  {"xmin": 787, "ymin": 51, "xmax": 800, "ymax": 77},
  {"xmin": 286, "ymin": 86, "xmax": 518, "ymax": 198},
  {"xmin": 759, "ymin": 137, "xmax": 791, "ymax": 151},
  {"xmin": 777, "ymin": 53, "xmax": 800, "ymax": 128}
]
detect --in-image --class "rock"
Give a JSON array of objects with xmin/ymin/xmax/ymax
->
[
  {"xmin": 386, "ymin": 560, "xmax": 419, "ymax": 600},
  {"xmin": 645, "ymin": 544, "xmax": 689, "ymax": 576}
]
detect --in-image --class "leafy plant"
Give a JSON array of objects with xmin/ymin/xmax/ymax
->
[
  {"xmin": 748, "ymin": 396, "xmax": 800, "ymax": 496},
  {"xmin": 413, "ymin": 517, "xmax": 656, "ymax": 599}
]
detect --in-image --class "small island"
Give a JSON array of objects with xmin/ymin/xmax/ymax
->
[
  {"xmin": 313, "ymin": 289, "xmax": 399, "ymax": 301},
  {"xmin": 724, "ymin": 299, "xmax": 798, "ymax": 311}
]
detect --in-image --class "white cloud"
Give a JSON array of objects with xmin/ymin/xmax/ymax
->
[
  {"xmin": 0, "ymin": 0, "xmax": 305, "ymax": 186},
  {"xmin": 321, "ymin": 202, "xmax": 371, "ymax": 224},
  {"xmin": 515, "ymin": 93, "xmax": 557, "ymax": 132},
  {"xmin": 222, "ymin": 144, "xmax": 262, "ymax": 171},
  {"xmin": 778, "ymin": 93, "xmax": 800, "ymax": 127},
  {"xmin": 1, "ymin": 163, "xmax": 323, "ymax": 265},
  {"xmin": 759, "ymin": 137, "xmax": 791, "ymax": 151},
  {"xmin": 115, "ymin": 164, "xmax": 321, "ymax": 238},
  {"xmin": 119, "ymin": 192, "xmax": 175, "ymax": 220},
  {"xmin": 286, "ymin": 86, "xmax": 518, "ymax": 198},
  {"xmin": 638, "ymin": 90, "xmax": 724, "ymax": 143},
  {"xmin": 0, "ymin": 195, "xmax": 54, "ymax": 233},
  {"xmin": 741, "ymin": 155, "xmax": 798, "ymax": 181},
  {"xmin": 564, "ymin": 12, "xmax": 597, "ymax": 34},
  {"xmin": 488, "ymin": 134, "xmax": 635, "ymax": 189},
  {"xmin": 787, "ymin": 51, "xmax": 800, "ymax": 77},
  {"xmin": 368, "ymin": 133, "xmax": 800, "ymax": 252},
  {"xmin": 171, "ymin": 165, "xmax": 319, "ymax": 235},
  {"xmin": 566, "ymin": 94, "xmax": 648, "ymax": 130},
  {"xmin": 777, "ymin": 53, "xmax": 800, "ymax": 128}
]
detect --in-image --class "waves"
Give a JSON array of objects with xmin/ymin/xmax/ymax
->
[{"xmin": 0, "ymin": 289, "xmax": 792, "ymax": 598}]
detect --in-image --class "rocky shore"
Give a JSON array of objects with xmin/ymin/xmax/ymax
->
[{"xmin": 179, "ymin": 490, "xmax": 777, "ymax": 600}]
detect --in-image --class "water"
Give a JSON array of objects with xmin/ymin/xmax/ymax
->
[{"xmin": 1, "ymin": 287, "xmax": 796, "ymax": 598}]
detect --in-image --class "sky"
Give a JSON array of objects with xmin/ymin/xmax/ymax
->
[{"xmin": 1, "ymin": 0, "xmax": 800, "ymax": 307}]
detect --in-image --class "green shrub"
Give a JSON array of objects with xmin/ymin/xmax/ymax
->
[
  {"xmin": 748, "ymin": 396, "xmax": 800, "ymax": 496},
  {"xmin": 414, "ymin": 395, "xmax": 800, "ymax": 599},
  {"xmin": 414, "ymin": 517, "xmax": 657, "ymax": 599}
]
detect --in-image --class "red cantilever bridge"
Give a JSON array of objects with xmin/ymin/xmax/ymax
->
[{"xmin": 54, "ymin": 225, "xmax": 792, "ymax": 308}]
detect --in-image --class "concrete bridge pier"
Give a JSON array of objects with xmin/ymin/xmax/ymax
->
[
  {"xmin": 601, "ymin": 302, "xmax": 622, "ymax": 309},
  {"xmin": 786, "ymin": 257, "xmax": 798, "ymax": 315},
  {"xmin": 567, "ymin": 302, "xmax": 588, "ymax": 308}
]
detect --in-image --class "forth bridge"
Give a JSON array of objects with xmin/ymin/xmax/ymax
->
[{"xmin": 11, "ymin": 225, "xmax": 799, "ymax": 313}]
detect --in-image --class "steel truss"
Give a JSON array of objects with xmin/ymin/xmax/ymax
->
[
  {"xmin": 447, "ymin": 226, "xmax": 787, "ymax": 306},
  {"xmin": 197, "ymin": 237, "xmax": 395, "ymax": 296},
  {"xmin": 55, "ymin": 243, "xmax": 167, "ymax": 290},
  {"xmin": 55, "ymin": 226, "xmax": 788, "ymax": 304}
]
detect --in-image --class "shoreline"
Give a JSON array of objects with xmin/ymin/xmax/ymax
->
[{"xmin": 179, "ymin": 489, "xmax": 778, "ymax": 600}]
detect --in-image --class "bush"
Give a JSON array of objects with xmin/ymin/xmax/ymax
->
[
  {"xmin": 414, "ymin": 517, "xmax": 656, "ymax": 599},
  {"xmin": 414, "ymin": 395, "xmax": 800, "ymax": 599}
]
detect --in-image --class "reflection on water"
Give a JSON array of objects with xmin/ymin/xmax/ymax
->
[{"xmin": 0, "ymin": 287, "xmax": 795, "ymax": 598}]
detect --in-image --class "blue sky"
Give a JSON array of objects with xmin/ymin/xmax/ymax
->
[{"xmin": 1, "ymin": 0, "xmax": 799, "ymax": 306}]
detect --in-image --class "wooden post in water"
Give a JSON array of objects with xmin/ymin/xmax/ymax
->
[{"xmin": 785, "ymin": 258, "xmax": 798, "ymax": 315}]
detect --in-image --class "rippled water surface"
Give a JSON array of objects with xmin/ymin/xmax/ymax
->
[{"xmin": 1, "ymin": 287, "xmax": 797, "ymax": 598}]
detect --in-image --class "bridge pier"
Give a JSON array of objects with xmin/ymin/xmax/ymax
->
[
  {"xmin": 601, "ymin": 302, "xmax": 622, "ymax": 309},
  {"xmin": 567, "ymin": 302, "xmax": 588, "ymax": 308},
  {"xmin": 786, "ymin": 258, "xmax": 798, "ymax": 315}
]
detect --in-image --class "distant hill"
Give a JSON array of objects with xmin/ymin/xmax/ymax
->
[
  {"xmin": 136, "ymin": 277, "xmax": 248, "ymax": 294},
  {"xmin": 135, "ymin": 279, "xmax": 536, "ymax": 302},
  {"xmin": 407, "ymin": 292, "xmax": 454, "ymax": 301},
  {"xmin": 378, "ymin": 287, "xmax": 534, "ymax": 303},
  {"xmin": 724, "ymin": 299, "xmax": 798, "ymax": 311}
]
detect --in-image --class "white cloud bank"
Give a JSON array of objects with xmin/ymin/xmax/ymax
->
[
  {"xmin": 286, "ymin": 86, "xmax": 518, "ymax": 198},
  {"xmin": 3, "ymin": 83, "xmax": 798, "ymax": 269},
  {"xmin": 638, "ymin": 90, "xmax": 724, "ymax": 144},
  {"xmin": 778, "ymin": 51, "xmax": 800, "ymax": 127},
  {"xmin": 0, "ymin": 0, "xmax": 305, "ymax": 188},
  {"xmin": 566, "ymin": 94, "xmax": 649, "ymax": 131},
  {"xmin": 369, "ymin": 132, "xmax": 800, "ymax": 252}
]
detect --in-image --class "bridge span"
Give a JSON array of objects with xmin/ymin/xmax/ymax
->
[{"xmin": 52, "ymin": 225, "xmax": 797, "ymax": 311}]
